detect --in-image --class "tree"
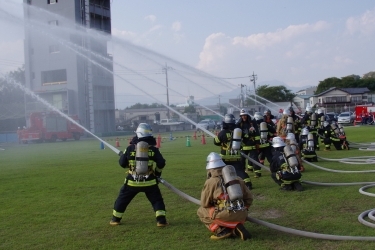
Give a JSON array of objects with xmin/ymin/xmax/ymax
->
[
  {"xmin": 316, "ymin": 73, "xmax": 375, "ymax": 94},
  {"xmin": 0, "ymin": 66, "xmax": 26, "ymax": 131},
  {"xmin": 250, "ymin": 85, "xmax": 296, "ymax": 103},
  {"xmin": 126, "ymin": 103, "xmax": 164, "ymax": 109}
]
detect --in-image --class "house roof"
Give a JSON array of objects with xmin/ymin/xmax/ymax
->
[
  {"xmin": 340, "ymin": 87, "xmax": 370, "ymax": 94},
  {"xmin": 314, "ymin": 87, "xmax": 370, "ymax": 97},
  {"xmin": 294, "ymin": 95, "xmax": 312, "ymax": 99}
]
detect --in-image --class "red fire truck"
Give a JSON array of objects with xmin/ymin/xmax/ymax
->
[
  {"xmin": 20, "ymin": 112, "xmax": 85, "ymax": 143},
  {"xmin": 354, "ymin": 105, "xmax": 375, "ymax": 124}
]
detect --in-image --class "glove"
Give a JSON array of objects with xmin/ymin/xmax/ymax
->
[{"xmin": 155, "ymin": 170, "xmax": 162, "ymax": 178}]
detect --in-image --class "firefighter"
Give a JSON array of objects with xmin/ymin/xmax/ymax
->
[
  {"xmin": 285, "ymin": 133, "xmax": 305, "ymax": 172},
  {"xmin": 257, "ymin": 121, "xmax": 274, "ymax": 167},
  {"xmin": 301, "ymin": 106, "xmax": 320, "ymax": 151},
  {"xmin": 328, "ymin": 123, "xmax": 350, "ymax": 150},
  {"xmin": 289, "ymin": 107, "xmax": 302, "ymax": 143},
  {"xmin": 270, "ymin": 137, "xmax": 303, "ymax": 191},
  {"xmin": 301, "ymin": 130, "xmax": 318, "ymax": 162},
  {"xmin": 110, "ymin": 123, "xmax": 168, "ymax": 227},
  {"xmin": 263, "ymin": 109, "xmax": 277, "ymax": 130},
  {"xmin": 215, "ymin": 114, "xmax": 253, "ymax": 189},
  {"xmin": 197, "ymin": 152, "xmax": 253, "ymax": 240},
  {"xmin": 236, "ymin": 109, "xmax": 261, "ymax": 177},
  {"xmin": 276, "ymin": 109, "xmax": 295, "ymax": 140}
]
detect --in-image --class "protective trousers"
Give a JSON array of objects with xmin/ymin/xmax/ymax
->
[{"xmin": 113, "ymin": 184, "xmax": 166, "ymax": 221}]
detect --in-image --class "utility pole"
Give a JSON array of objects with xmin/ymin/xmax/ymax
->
[
  {"xmin": 163, "ymin": 63, "xmax": 172, "ymax": 119},
  {"xmin": 250, "ymin": 71, "xmax": 257, "ymax": 108},
  {"xmin": 238, "ymin": 84, "xmax": 246, "ymax": 108}
]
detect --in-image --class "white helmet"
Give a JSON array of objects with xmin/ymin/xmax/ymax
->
[
  {"xmin": 317, "ymin": 109, "xmax": 322, "ymax": 114},
  {"xmin": 239, "ymin": 109, "xmax": 249, "ymax": 116},
  {"xmin": 206, "ymin": 152, "xmax": 226, "ymax": 170},
  {"xmin": 135, "ymin": 123, "xmax": 153, "ymax": 138},
  {"xmin": 323, "ymin": 121, "xmax": 329, "ymax": 127},
  {"xmin": 272, "ymin": 136, "xmax": 286, "ymax": 148},
  {"xmin": 301, "ymin": 127, "xmax": 309, "ymax": 136},
  {"xmin": 254, "ymin": 112, "xmax": 263, "ymax": 121},
  {"xmin": 306, "ymin": 106, "xmax": 312, "ymax": 113},
  {"xmin": 286, "ymin": 133, "xmax": 295, "ymax": 140}
]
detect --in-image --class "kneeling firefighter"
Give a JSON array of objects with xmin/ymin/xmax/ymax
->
[
  {"xmin": 110, "ymin": 123, "xmax": 168, "ymax": 227},
  {"xmin": 302, "ymin": 131, "xmax": 318, "ymax": 162},
  {"xmin": 214, "ymin": 114, "xmax": 253, "ymax": 189},
  {"xmin": 270, "ymin": 137, "xmax": 303, "ymax": 191},
  {"xmin": 197, "ymin": 152, "xmax": 253, "ymax": 240},
  {"xmin": 330, "ymin": 123, "xmax": 350, "ymax": 150}
]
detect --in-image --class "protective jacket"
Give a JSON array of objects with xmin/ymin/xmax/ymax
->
[
  {"xmin": 235, "ymin": 116, "xmax": 260, "ymax": 151},
  {"xmin": 197, "ymin": 167, "xmax": 253, "ymax": 232},
  {"xmin": 119, "ymin": 136, "xmax": 166, "ymax": 187}
]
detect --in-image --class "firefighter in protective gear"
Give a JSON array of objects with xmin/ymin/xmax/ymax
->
[
  {"xmin": 110, "ymin": 123, "xmax": 168, "ymax": 227},
  {"xmin": 236, "ymin": 110, "xmax": 262, "ymax": 178},
  {"xmin": 270, "ymin": 137, "xmax": 303, "ymax": 191},
  {"xmin": 263, "ymin": 109, "xmax": 277, "ymax": 131},
  {"xmin": 257, "ymin": 121, "xmax": 274, "ymax": 168},
  {"xmin": 301, "ymin": 132, "xmax": 318, "ymax": 162},
  {"xmin": 324, "ymin": 122, "xmax": 350, "ymax": 150},
  {"xmin": 276, "ymin": 109, "xmax": 295, "ymax": 139},
  {"xmin": 215, "ymin": 114, "xmax": 253, "ymax": 189},
  {"xmin": 197, "ymin": 152, "xmax": 253, "ymax": 240},
  {"xmin": 301, "ymin": 106, "xmax": 320, "ymax": 151},
  {"xmin": 289, "ymin": 107, "xmax": 302, "ymax": 143},
  {"xmin": 285, "ymin": 133, "xmax": 305, "ymax": 172}
]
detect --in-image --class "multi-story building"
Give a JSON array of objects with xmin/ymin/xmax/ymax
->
[{"xmin": 23, "ymin": 0, "xmax": 114, "ymax": 134}]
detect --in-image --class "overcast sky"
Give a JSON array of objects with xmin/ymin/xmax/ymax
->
[{"xmin": 1, "ymin": 0, "xmax": 375, "ymax": 108}]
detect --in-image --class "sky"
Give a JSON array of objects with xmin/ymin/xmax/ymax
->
[{"xmin": 1, "ymin": 0, "xmax": 375, "ymax": 109}]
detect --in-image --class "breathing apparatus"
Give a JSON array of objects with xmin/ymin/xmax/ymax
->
[
  {"xmin": 286, "ymin": 117, "xmax": 294, "ymax": 133},
  {"xmin": 221, "ymin": 165, "xmax": 245, "ymax": 211},
  {"xmin": 331, "ymin": 123, "xmax": 340, "ymax": 137},
  {"xmin": 310, "ymin": 113, "xmax": 317, "ymax": 127},
  {"xmin": 231, "ymin": 128, "xmax": 242, "ymax": 154},
  {"xmin": 307, "ymin": 133, "xmax": 315, "ymax": 151},
  {"xmin": 259, "ymin": 122, "xmax": 268, "ymax": 144},
  {"xmin": 283, "ymin": 144, "xmax": 299, "ymax": 174},
  {"xmin": 133, "ymin": 141, "xmax": 150, "ymax": 181}
]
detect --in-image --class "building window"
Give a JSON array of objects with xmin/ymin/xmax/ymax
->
[
  {"xmin": 49, "ymin": 44, "xmax": 59, "ymax": 53},
  {"xmin": 41, "ymin": 69, "xmax": 67, "ymax": 86},
  {"xmin": 47, "ymin": 0, "xmax": 58, "ymax": 4}
]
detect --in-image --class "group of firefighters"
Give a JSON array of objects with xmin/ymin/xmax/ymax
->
[{"xmin": 109, "ymin": 106, "xmax": 351, "ymax": 240}]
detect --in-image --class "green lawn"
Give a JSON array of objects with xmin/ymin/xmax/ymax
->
[{"xmin": 1, "ymin": 126, "xmax": 375, "ymax": 249}]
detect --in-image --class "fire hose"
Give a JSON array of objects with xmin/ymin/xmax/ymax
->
[
  {"xmin": 158, "ymin": 177, "xmax": 375, "ymax": 241},
  {"xmin": 106, "ymin": 129, "xmax": 375, "ymax": 240}
]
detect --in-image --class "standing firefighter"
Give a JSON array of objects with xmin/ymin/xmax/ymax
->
[
  {"xmin": 257, "ymin": 121, "xmax": 274, "ymax": 167},
  {"xmin": 110, "ymin": 123, "xmax": 168, "ymax": 227},
  {"xmin": 270, "ymin": 137, "xmax": 303, "ymax": 191},
  {"xmin": 215, "ymin": 114, "xmax": 253, "ymax": 189},
  {"xmin": 236, "ymin": 109, "xmax": 261, "ymax": 177},
  {"xmin": 197, "ymin": 152, "xmax": 253, "ymax": 240},
  {"xmin": 301, "ymin": 106, "xmax": 320, "ymax": 151}
]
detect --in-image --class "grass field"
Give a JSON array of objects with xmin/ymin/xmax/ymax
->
[{"xmin": 1, "ymin": 126, "xmax": 375, "ymax": 249}]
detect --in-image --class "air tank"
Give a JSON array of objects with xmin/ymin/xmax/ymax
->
[
  {"xmin": 310, "ymin": 113, "xmax": 317, "ymax": 126},
  {"xmin": 284, "ymin": 145, "xmax": 299, "ymax": 168},
  {"xmin": 259, "ymin": 122, "xmax": 268, "ymax": 140},
  {"xmin": 135, "ymin": 141, "xmax": 149, "ymax": 175},
  {"xmin": 286, "ymin": 117, "xmax": 294, "ymax": 131},
  {"xmin": 222, "ymin": 165, "xmax": 243, "ymax": 201},
  {"xmin": 232, "ymin": 128, "xmax": 242, "ymax": 150},
  {"xmin": 307, "ymin": 133, "xmax": 314, "ymax": 148}
]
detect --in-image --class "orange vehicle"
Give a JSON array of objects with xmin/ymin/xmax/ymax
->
[{"xmin": 20, "ymin": 112, "xmax": 84, "ymax": 143}]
